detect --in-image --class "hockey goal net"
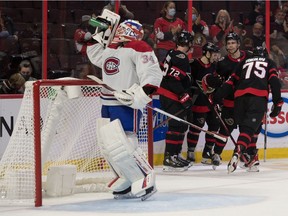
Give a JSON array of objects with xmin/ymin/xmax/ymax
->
[{"xmin": 0, "ymin": 79, "xmax": 153, "ymax": 206}]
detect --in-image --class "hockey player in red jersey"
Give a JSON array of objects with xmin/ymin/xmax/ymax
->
[
  {"xmin": 187, "ymin": 42, "xmax": 221, "ymax": 165},
  {"xmin": 212, "ymin": 46, "xmax": 283, "ymax": 173},
  {"xmin": 157, "ymin": 31, "xmax": 194, "ymax": 172},
  {"xmin": 87, "ymin": 14, "xmax": 163, "ymax": 200}
]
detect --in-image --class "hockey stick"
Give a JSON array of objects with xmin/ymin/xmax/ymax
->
[
  {"xmin": 263, "ymin": 112, "xmax": 268, "ymax": 162},
  {"xmin": 201, "ymin": 88, "xmax": 238, "ymax": 145},
  {"xmin": 146, "ymin": 104, "xmax": 227, "ymax": 142},
  {"xmin": 87, "ymin": 75, "xmax": 227, "ymax": 142},
  {"xmin": 153, "ymin": 87, "xmax": 200, "ymax": 130},
  {"xmin": 153, "ymin": 109, "xmax": 185, "ymax": 130},
  {"xmin": 212, "ymin": 104, "xmax": 237, "ymax": 146}
]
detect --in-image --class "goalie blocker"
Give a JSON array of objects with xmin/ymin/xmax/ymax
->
[{"xmin": 96, "ymin": 118, "xmax": 156, "ymax": 200}]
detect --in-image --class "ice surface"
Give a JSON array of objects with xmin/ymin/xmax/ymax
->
[{"xmin": 1, "ymin": 159, "xmax": 288, "ymax": 216}]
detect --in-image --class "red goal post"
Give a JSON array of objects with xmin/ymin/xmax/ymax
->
[{"xmin": 0, "ymin": 79, "xmax": 154, "ymax": 207}]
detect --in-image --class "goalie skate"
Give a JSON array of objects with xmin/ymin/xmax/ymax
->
[
  {"xmin": 140, "ymin": 186, "xmax": 157, "ymax": 201},
  {"xmin": 113, "ymin": 186, "xmax": 157, "ymax": 201}
]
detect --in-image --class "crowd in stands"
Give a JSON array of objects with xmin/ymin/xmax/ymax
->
[{"xmin": 1, "ymin": 0, "xmax": 288, "ymax": 93}]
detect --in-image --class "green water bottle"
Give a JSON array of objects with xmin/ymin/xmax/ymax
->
[{"xmin": 89, "ymin": 17, "xmax": 110, "ymax": 30}]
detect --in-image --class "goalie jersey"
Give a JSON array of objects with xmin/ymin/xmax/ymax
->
[{"xmin": 87, "ymin": 41, "xmax": 163, "ymax": 106}]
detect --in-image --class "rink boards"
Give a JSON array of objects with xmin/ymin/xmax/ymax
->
[{"xmin": 1, "ymin": 92, "xmax": 288, "ymax": 165}]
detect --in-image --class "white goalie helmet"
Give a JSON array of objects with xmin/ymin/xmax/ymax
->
[{"xmin": 112, "ymin": 19, "xmax": 144, "ymax": 43}]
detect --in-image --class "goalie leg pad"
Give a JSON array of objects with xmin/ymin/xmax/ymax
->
[
  {"xmin": 131, "ymin": 148, "xmax": 156, "ymax": 197},
  {"xmin": 98, "ymin": 119, "xmax": 155, "ymax": 196},
  {"xmin": 96, "ymin": 118, "xmax": 131, "ymax": 192}
]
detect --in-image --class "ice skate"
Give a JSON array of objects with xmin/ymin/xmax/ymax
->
[
  {"xmin": 201, "ymin": 150, "xmax": 213, "ymax": 165},
  {"xmin": 212, "ymin": 153, "xmax": 221, "ymax": 170},
  {"xmin": 187, "ymin": 150, "xmax": 195, "ymax": 165},
  {"xmin": 178, "ymin": 154, "xmax": 193, "ymax": 168},
  {"xmin": 163, "ymin": 153, "xmax": 188, "ymax": 172},
  {"xmin": 245, "ymin": 153, "xmax": 260, "ymax": 172},
  {"xmin": 239, "ymin": 153, "xmax": 250, "ymax": 169},
  {"xmin": 227, "ymin": 152, "xmax": 240, "ymax": 173}
]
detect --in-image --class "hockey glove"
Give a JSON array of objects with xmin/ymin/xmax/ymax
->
[
  {"xmin": 202, "ymin": 74, "xmax": 222, "ymax": 94},
  {"xmin": 208, "ymin": 91, "xmax": 223, "ymax": 105},
  {"xmin": 179, "ymin": 93, "xmax": 193, "ymax": 109},
  {"xmin": 270, "ymin": 99, "xmax": 284, "ymax": 118},
  {"xmin": 114, "ymin": 84, "xmax": 152, "ymax": 110}
]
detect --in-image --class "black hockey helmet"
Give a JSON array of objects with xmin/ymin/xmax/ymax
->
[
  {"xmin": 252, "ymin": 46, "xmax": 268, "ymax": 57},
  {"xmin": 225, "ymin": 32, "xmax": 240, "ymax": 44},
  {"xmin": 176, "ymin": 31, "xmax": 194, "ymax": 47},
  {"xmin": 202, "ymin": 42, "xmax": 220, "ymax": 55}
]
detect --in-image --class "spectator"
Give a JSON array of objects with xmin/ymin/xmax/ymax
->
[
  {"xmin": 250, "ymin": 22, "xmax": 265, "ymax": 47},
  {"xmin": 0, "ymin": 11, "xmax": 9, "ymax": 39},
  {"xmin": 103, "ymin": 0, "xmax": 134, "ymax": 22},
  {"xmin": 244, "ymin": 0, "xmax": 265, "ymax": 26},
  {"xmin": 184, "ymin": 7, "xmax": 209, "ymax": 37},
  {"xmin": 18, "ymin": 23, "xmax": 41, "ymax": 39},
  {"xmin": 233, "ymin": 22, "xmax": 246, "ymax": 42},
  {"xmin": 18, "ymin": 59, "xmax": 36, "ymax": 81},
  {"xmin": 0, "ymin": 11, "xmax": 16, "ymax": 39},
  {"xmin": 142, "ymin": 23, "xmax": 155, "ymax": 49},
  {"xmin": 76, "ymin": 62, "xmax": 102, "ymax": 79},
  {"xmin": 210, "ymin": 9, "xmax": 233, "ymax": 50},
  {"xmin": 281, "ymin": 1, "xmax": 288, "ymax": 21},
  {"xmin": 246, "ymin": 22, "xmax": 286, "ymax": 67},
  {"xmin": 184, "ymin": 7, "xmax": 209, "ymax": 58},
  {"xmin": 153, "ymin": 1, "xmax": 185, "ymax": 62},
  {"xmin": 74, "ymin": 15, "xmax": 94, "ymax": 58},
  {"xmin": 0, "ymin": 73, "xmax": 25, "ymax": 94},
  {"xmin": 270, "ymin": 9, "xmax": 288, "ymax": 39}
]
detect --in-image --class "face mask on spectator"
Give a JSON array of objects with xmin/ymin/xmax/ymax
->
[
  {"xmin": 192, "ymin": 14, "xmax": 197, "ymax": 22},
  {"xmin": 275, "ymin": 19, "xmax": 283, "ymax": 25},
  {"xmin": 20, "ymin": 73, "xmax": 30, "ymax": 81},
  {"xmin": 168, "ymin": 8, "xmax": 176, "ymax": 17}
]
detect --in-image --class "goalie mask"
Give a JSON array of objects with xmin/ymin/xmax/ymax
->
[{"xmin": 113, "ymin": 19, "xmax": 144, "ymax": 43}]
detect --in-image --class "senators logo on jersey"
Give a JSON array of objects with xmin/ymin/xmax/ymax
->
[{"xmin": 104, "ymin": 57, "xmax": 120, "ymax": 75}]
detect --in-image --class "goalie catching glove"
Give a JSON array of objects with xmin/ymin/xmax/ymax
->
[
  {"xmin": 114, "ymin": 84, "xmax": 152, "ymax": 110},
  {"xmin": 270, "ymin": 99, "xmax": 284, "ymax": 118}
]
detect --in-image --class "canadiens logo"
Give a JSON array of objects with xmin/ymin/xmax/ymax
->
[{"xmin": 104, "ymin": 57, "xmax": 120, "ymax": 75}]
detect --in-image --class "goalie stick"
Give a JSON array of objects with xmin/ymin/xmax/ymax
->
[{"xmin": 87, "ymin": 75, "xmax": 227, "ymax": 142}]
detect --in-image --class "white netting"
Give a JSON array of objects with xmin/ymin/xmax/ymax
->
[{"xmin": 0, "ymin": 80, "xmax": 149, "ymax": 205}]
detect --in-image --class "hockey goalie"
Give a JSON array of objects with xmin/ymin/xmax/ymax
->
[{"xmin": 87, "ymin": 10, "xmax": 163, "ymax": 200}]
